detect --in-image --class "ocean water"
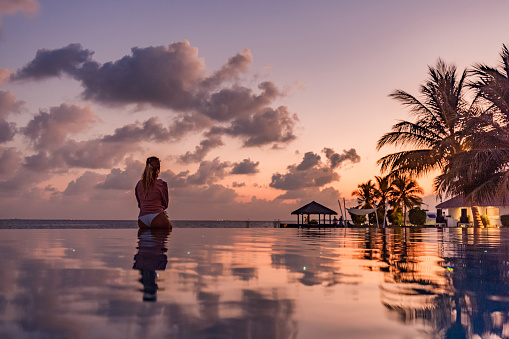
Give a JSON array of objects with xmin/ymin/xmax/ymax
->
[{"xmin": 0, "ymin": 219, "xmax": 287, "ymax": 229}]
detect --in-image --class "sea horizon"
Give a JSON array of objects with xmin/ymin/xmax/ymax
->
[{"xmin": 0, "ymin": 219, "xmax": 292, "ymax": 229}]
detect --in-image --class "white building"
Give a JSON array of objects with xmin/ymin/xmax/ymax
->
[{"xmin": 435, "ymin": 196, "xmax": 509, "ymax": 227}]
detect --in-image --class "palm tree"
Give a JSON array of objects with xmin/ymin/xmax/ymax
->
[
  {"xmin": 374, "ymin": 175, "xmax": 394, "ymax": 225},
  {"xmin": 470, "ymin": 44, "xmax": 509, "ymax": 116},
  {"xmin": 377, "ymin": 59, "xmax": 473, "ymax": 179},
  {"xmin": 352, "ymin": 180, "xmax": 376, "ymax": 209},
  {"xmin": 432, "ymin": 46, "xmax": 509, "ymax": 227},
  {"xmin": 352, "ymin": 180, "xmax": 377, "ymax": 224},
  {"xmin": 391, "ymin": 176, "xmax": 423, "ymax": 226},
  {"xmin": 376, "ymin": 59, "xmax": 486, "ymax": 227},
  {"xmin": 444, "ymin": 45, "xmax": 509, "ymax": 204}
]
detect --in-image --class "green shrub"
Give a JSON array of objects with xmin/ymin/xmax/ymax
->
[
  {"xmin": 388, "ymin": 209, "xmax": 403, "ymax": 226},
  {"xmin": 408, "ymin": 208, "xmax": 427, "ymax": 226},
  {"xmin": 480, "ymin": 215, "xmax": 490, "ymax": 227},
  {"xmin": 349, "ymin": 212, "xmax": 366, "ymax": 225},
  {"xmin": 501, "ymin": 215, "xmax": 509, "ymax": 227}
]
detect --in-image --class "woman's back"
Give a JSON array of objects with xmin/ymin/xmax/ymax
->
[{"xmin": 135, "ymin": 179, "xmax": 169, "ymax": 216}]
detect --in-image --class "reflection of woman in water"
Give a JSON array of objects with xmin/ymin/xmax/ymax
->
[
  {"xmin": 133, "ymin": 228, "xmax": 171, "ymax": 302},
  {"xmin": 135, "ymin": 156, "xmax": 172, "ymax": 229}
]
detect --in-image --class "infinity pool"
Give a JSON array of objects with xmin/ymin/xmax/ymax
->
[{"xmin": 0, "ymin": 227, "xmax": 508, "ymax": 338}]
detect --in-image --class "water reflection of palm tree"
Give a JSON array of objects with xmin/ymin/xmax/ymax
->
[
  {"xmin": 364, "ymin": 228, "xmax": 454, "ymax": 336},
  {"xmin": 133, "ymin": 228, "xmax": 171, "ymax": 302},
  {"xmin": 370, "ymin": 228, "xmax": 509, "ymax": 338}
]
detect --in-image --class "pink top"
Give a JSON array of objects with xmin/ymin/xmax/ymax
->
[{"xmin": 135, "ymin": 179, "xmax": 169, "ymax": 217}]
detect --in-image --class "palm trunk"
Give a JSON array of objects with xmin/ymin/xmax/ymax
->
[
  {"xmin": 403, "ymin": 204, "xmax": 406, "ymax": 227},
  {"xmin": 471, "ymin": 206, "xmax": 482, "ymax": 228}
]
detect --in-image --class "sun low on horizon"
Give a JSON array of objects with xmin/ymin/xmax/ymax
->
[{"xmin": 1, "ymin": 0, "xmax": 509, "ymax": 220}]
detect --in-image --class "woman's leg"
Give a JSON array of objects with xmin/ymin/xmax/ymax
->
[{"xmin": 150, "ymin": 212, "xmax": 172, "ymax": 228}]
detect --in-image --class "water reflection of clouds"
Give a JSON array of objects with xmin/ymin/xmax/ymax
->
[{"xmin": 5, "ymin": 227, "xmax": 509, "ymax": 338}]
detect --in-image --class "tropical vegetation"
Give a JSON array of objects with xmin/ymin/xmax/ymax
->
[
  {"xmin": 351, "ymin": 175, "xmax": 423, "ymax": 226},
  {"xmin": 375, "ymin": 45, "xmax": 509, "ymax": 227},
  {"xmin": 408, "ymin": 207, "xmax": 427, "ymax": 225}
]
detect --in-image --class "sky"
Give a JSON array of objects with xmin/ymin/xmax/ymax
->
[{"xmin": 1, "ymin": 0, "xmax": 509, "ymax": 220}]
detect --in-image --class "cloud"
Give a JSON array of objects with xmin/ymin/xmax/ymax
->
[
  {"xmin": 0, "ymin": 0, "xmax": 38, "ymax": 14},
  {"xmin": 56, "ymin": 139, "xmax": 137, "ymax": 169},
  {"xmin": 0, "ymin": 120, "xmax": 16, "ymax": 143},
  {"xmin": 296, "ymin": 152, "xmax": 321, "ymax": 171},
  {"xmin": 14, "ymin": 42, "xmax": 299, "ymax": 147},
  {"xmin": 13, "ymin": 43, "xmax": 93, "ymax": 80},
  {"xmin": 160, "ymin": 169, "xmax": 190, "ymax": 189},
  {"xmin": 167, "ymin": 113, "xmax": 213, "ymax": 140},
  {"xmin": 0, "ymin": 90, "xmax": 24, "ymax": 143},
  {"xmin": 63, "ymin": 171, "xmax": 105, "ymax": 196},
  {"xmin": 19, "ymin": 105, "xmax": 143, "ymax": 171},
  {"xmin": 162, "ymin": 156, "xmax": 258, "ymax": 188},
  {"xmin": 201, "ymin": 48, "xmax": 253, "ymax": 89},
  {"xmin": 178, "ymin": 135, "xmax": 224, "ymax": 164},
  {"xmin": 200, "ymin": 82, "xmax": 279, "ymax": 121},
  {"xmin": 275, "ymin": 186, "xmax": 341, "ymax": 202},
  {"xmin": 231, "ymin": 158, "xmax": 259, "ymax": 174},
  {"xmin": 186, "ymin": 158, "xmax": 230, "ymax": 186},
  {"xmin": 23, "ymin": 138, "xmax": 137, "ymax": 171},
  {"xmin": 103, "ymin": 117, "xmax": 171, "ymax": 143},
  {"xmin": 322, "ymin": 147, "xmax": 360, "ymax": 169},
  {"xmin": 23, "ymin": 104, "xmax": 98, "ymax": 150},
  {"xmin": 95, "ymin": 158, "xmax": 144, "ymax": 190},
  {"xmin": 22, "ymin": 151, "xmax": 66, "ymax": 171},
  {"xmin": 269, "ymin": 151, "xmax": 340, "ymax": 191},
  {"xmin": 170, "ymin": 184, "xmax": 237, "ymax": 205},
  {"xmin": 0, "ymin": 90, "xmax": 24, "ymax": 117},
  {"xmin": 232, "ymin": 181, "xmax": 246, "ymax": 187},
  {"xmin": 210, "ymin": 106, "xmax": 298, "ymax": 147},
  {"xmin": 267, "ymin": 148, "xmax": 361, "ymax": 210},
  {"xmin": 76, "ymin": 41, "xmax": 204, "ymax": 109},
  {"xmin": 0, "ymin": 160, "xmax": 50, "ymax": 193},
  {"xmin": 0, "ymin": 68, "xmax": 10, "ymax": 86},
  {"xmin": 270, "ymin": 165, "xmax": 339, "ymax": 191},
  {"xmin": 0, "ymin": 147, "xmax": 22, "ymax": 178},
  {"xmin": 0, "ymin": 0, "xmax": 38, "ymax": 34}
]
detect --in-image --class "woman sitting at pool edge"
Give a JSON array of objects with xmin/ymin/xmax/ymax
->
[{"xmin": 135, "ymin": 156, "xmax": 172, "ymax": 229}]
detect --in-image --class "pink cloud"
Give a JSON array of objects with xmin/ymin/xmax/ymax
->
[
  {"xmin": 0, "ymin": 68, "xmax": 10, "ymax": 86},
  {"xmin": 23, "ymin": 104, "xmax": 98, "ymax": 150},
  {"xmin": 0, "ymin": 90, "xmax": 24, "ymax": 143},
  {"xmin": 0, "ymin": 0, "xmax": 38, "ymax": 34}
]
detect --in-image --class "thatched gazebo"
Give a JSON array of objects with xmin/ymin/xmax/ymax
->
[{"xmin": 291, "ymin": 201, "xmax": 338, "ymax": 225}]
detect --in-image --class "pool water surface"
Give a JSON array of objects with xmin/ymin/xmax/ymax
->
[{"xmin": 0, "ymin": 227, "xmax": 508, "ymax": 338}]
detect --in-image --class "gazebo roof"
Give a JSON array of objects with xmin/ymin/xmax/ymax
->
[
  {"xmin": 436, "ymin": 195, "xmax": 509, "ymax": 209},
  {"xmin": 291, "ymin": 201, "xmax": 337, "ymax": 215}
]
